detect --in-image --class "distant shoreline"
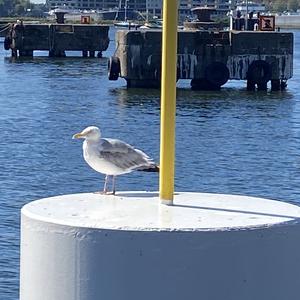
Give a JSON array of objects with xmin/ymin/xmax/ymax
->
[{"xmin": 2, "ymin": 15, "xmax": 300, "ymax": 29}]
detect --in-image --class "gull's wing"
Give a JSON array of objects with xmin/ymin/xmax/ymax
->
[{"xmin": 97, "ymin": 138, "xmax": 155, "ymax": 170}]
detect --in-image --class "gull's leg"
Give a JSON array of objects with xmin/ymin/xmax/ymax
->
[
  {"xmin": 112, "ymin": 176, "xmax": 116, "ymax": 195},
  {"xmin": 96, "ymin": 175, "xmax": 115, "ymax": 195},
  {"xmin": 94, "ymin": 175, "xmax": 111, "ymax": 194},
  {"xmin": 103, "ymin": 175, "xmax": 109, "ymax": 193},
  {"xmin": 104, "ymin": 176, "xmax": 116, "ymax": 195}
]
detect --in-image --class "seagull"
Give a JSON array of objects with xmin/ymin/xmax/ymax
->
[{"xmin": 72, "ymin": 126, "xmax": 159, "ymax": 194}]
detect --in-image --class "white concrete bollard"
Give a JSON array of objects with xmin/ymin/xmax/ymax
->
[{"xmin": 20, "ymin": 192, "xmax": 300, "ymax": 300}]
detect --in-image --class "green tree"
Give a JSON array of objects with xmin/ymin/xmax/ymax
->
[
  {"xmin": 262, "ymin": 0, "xmax": 273, "ymax": 11},
  {"xmin": 273, "ymin": 0, "xmax": 288, "ymax": 12},
  {"xmin": 0, "ymin": 0, "xmax": 34, "ymax": 17},
  {"xmin": 0, "ymin": 0, "xmax": 14, "ymax": 16},
  {"xmin": 287, "ymin": 0, "xmax": 299, "ymax": 11}
]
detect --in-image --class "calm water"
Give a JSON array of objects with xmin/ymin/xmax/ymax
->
[{"xmin": 1, "ymin": 28, "xmax": 300, "ymax": 299}]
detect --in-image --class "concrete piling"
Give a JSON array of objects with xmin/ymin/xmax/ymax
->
[
  {"xmin": 109, "ymin": 29, "xmax": 293, "ymax": 91},
  {"xmin": 20, "ymin": 192, "xmax": 300, "ymax": 300},
  {"xmin": 4, "ymin": 23, "xmax": 109, "ymax": 58}
]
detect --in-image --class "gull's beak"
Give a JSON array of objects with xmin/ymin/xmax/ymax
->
[{"xmin": 72, "ymin": 132, "xmax": 85, "ymax": 139}]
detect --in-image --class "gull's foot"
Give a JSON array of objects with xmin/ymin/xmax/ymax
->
[
  {"xmin": 106, "ymin": 191, "xmax": 116, "ymax": 195},
  {"xmin": 94, "ymin": 191, "xmax": 116, "ymax": 195}
]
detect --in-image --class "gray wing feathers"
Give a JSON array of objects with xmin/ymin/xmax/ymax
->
[{"xmin": 98, "ymin": 138, "xmax": 154, "ymax": 170}]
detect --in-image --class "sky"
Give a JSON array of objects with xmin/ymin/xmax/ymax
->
[{"xmin": 31, "ymin": 0, "xmax": 45, "ymax": 3}]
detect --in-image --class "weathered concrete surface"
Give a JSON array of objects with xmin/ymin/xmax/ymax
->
[
  {"xmin": 113, "ymin": 29, "xmax": 293, "ymax": 88},
  {"xmin": 5, "ymin": 23, "xmax": 109, "ymax": 55},
  {"xmin": 229, "ymin": 31, "xmax": 293, "ymax": 80},
  {"xmin": 116, "ymin": 30, "xmax": 229, "ymax": 81}
]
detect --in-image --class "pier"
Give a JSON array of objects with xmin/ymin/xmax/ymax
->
[
  {"xmin": 108, "ymin": 29, "xmax": 293, "ymax": 91},
  {"xmin": 4, "ymin": 22, "xmax": 109, "ymax": 58}
]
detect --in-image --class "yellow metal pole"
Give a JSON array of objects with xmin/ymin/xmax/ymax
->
[{"xmin": 159, "ymin": 0, "xmax": 178, "ymax": 205}]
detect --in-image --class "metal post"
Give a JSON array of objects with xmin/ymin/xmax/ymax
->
[
  {"xmin": 159, "ymin": 0, "xmax": 178, "ymax": 205},
  {"xmin": 245, "ymin": 0, "xmax": 248, "ymax": 30}
]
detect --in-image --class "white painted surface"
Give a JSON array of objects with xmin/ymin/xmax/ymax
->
[
  {"xmin": 20, "ymin": 192, "xmax": 300, "ymax": 300},
  {"xmin": 21, "ymin": 192, "xmax": 300, "ymax": 230}
]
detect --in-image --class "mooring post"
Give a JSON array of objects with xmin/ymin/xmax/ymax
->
[{"xmin": 20, "ymin": 192, "xmax": 300, "ymax": 300}]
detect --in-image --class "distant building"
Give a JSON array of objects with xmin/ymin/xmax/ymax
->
[
  {"xmin": 147, "ymin": 1, "xmax": 230, "ymax": 19},
  {"xmin": 46, "ymin": 0, "xmax": 230, "ymax": 19},
  {"xmin": 46, "ymin": 0, "xmax": 146, "ymax": 11},
  {"xmin": 192, "ymin": 0, "xmax": 230, "ymax": 17},
  {"xmin": 146, "ymin": 0, "xmax": 162, "ymax": 17},
  {"xmin": 235, "ymin": 1, "xmax": 266, "ymax": 15}
]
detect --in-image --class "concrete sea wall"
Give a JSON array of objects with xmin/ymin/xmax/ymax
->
[{"xmin": 276, "ymin": 15, "xmax": 300, "ymax": 28}]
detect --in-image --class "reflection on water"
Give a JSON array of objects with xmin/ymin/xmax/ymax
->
[{"xmin": 1, "ymin": 29, "xmax": 300, "ymax": 299}]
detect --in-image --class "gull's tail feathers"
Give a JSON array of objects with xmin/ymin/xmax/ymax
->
[{"xmin": 136, "ymin": 165, "xmax": 159, "ymax": 172}]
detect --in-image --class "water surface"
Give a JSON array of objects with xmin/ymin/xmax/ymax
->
[{"xmin": 1, "ymin": 28, "xmax": 300, "ymax": 299}]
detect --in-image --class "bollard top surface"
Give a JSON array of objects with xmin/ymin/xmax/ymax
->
[{"xmin": 22, "ymin": 192, "xmax": 300, "ymax": 231}]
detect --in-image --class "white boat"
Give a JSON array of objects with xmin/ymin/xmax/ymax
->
[
  {"xmin": 140, "ymin": 20, "xmax": 162, "ymax": 29},
  {"xmin": 48, "ymin": 6, "xmax": 81, "ymax": 16},
  {"xmin": 114, "ymin": 21, "xmax": 140, "ymax": 28},
  {"xmin": 114, "ymin": 21, "xmax": 129, "ymax": 27},
  {"xmin": 139, "ymin": 5, "xmax": 163, "ymax": 30},
  {"xmin": 114, "ymin": 0, "xmax": 140, "ymax": 28}
]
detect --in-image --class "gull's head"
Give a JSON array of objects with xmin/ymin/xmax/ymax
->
[{"xmin": 72, "ymin": 126, "xmax": 101, "ymax": 141}]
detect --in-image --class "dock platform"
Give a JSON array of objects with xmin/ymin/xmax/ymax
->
[
  {"xmin": 4, "ymin": 23, "xmax": 109, "ymax": 58},
  {"xmin": 108, "ymin": 29, "xmax": 293, "ymax": 91}
]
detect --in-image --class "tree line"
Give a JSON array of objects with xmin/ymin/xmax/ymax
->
[
  {"xmin": 0, "ymin": 0, "xmax": 47, "ymax": 17},
  {"xmin": 264, "ymin": 0, "xmax": 300, "ymax": 13}
]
